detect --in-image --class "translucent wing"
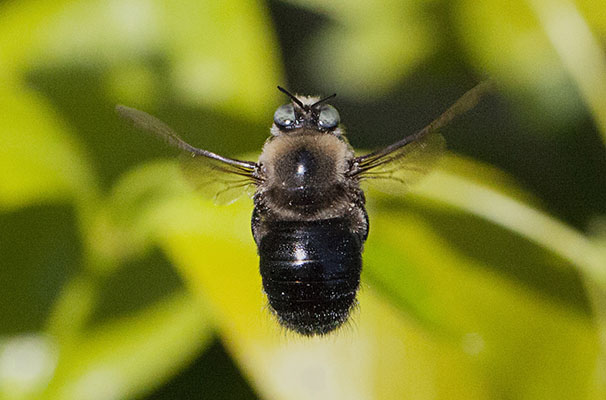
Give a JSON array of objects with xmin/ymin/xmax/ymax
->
[
  {"xmin": 348, "ymin": 80, "xmax": 493, "ymax": 195},
  {"xmin": 116, "ymin": 105, "xmax": 260, "ymax": 204},
  {"xmin": 179, "ymin": 152, "xmax": 258, "ymax": 205},
  {"xmin": 354, "ymin": 133, "xmax": 446, "ymax": 196}
]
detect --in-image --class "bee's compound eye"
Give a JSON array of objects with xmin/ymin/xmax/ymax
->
[
  {"xmin": 318, "ymin": 105, "xmax": 340, "ymax": 130},
  {"xmin": 274, "ymin": 103, "xmax": 296, "ymax": 128}
]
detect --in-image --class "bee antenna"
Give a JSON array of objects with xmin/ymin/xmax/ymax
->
[
  {"xmin": 277, "ymin": 86, "xmax": 305, "ymax": 109},
  {"xmin": 311, "ymin": 93, "xmax": 337, "ymax": 109}
]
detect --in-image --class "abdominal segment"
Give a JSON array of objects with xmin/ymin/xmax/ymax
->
[{"xmin": 258, "ymin": 218, "xmax": 362, "ymax": 336}]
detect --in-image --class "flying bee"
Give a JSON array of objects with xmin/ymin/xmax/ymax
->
[{"xmin": 116, "ymin": 81, "xmax": 492, "ymax": 336}]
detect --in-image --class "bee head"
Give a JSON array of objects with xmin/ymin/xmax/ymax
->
[{"xmin": 272, "ymin": 86, "xmax": 340, "ymax": 135}]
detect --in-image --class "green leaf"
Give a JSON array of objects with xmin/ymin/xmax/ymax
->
[
  {"xmin": 16, "ymin": 0, "xmax": 283, "ymax": 121},
  {"xmin": 41, "ymin": 292, "xmax": 213, "ymax": 400},
  {"xmin": 455, "ymin": 0, "xmax": 606, "ymax": 139},
  {"xmin": 280, "ymin": 0, "xmax": 435, "ymax": 97},
  {"xmin": 528, "ymin": 0, "xmax": 606, "ymax": 144},
  {"xmin": 0, "ymin": 85, "xmax": 98, "ymax": 211},
  {"xmin": 410, "ymin": 159, "xmax": 606, "ymax": 288}
]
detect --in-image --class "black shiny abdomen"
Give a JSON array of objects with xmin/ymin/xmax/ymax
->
[{"xmin": 258, "ymin": 218, "xmax": 362, "ymax": 336}]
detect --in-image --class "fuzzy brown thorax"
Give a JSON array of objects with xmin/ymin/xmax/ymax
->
[{"xmin": 257, "ymin": 131, "xmax": 356, "ymax": 219}]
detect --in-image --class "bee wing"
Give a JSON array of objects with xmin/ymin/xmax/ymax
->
[
  {"xmin": 352, "ymin": 133, "xmax": 447, "ymax": 196},
  {"xmin": 348, "ymin": 80, "xmax": 493, "ymax": 195},
  {"xmin": 116, "ymin": 105, "xmax": 259, "ymax": 204},
  {"xmin": 179, "ymin": 152, "xmax": 258, "ymax": 205}
]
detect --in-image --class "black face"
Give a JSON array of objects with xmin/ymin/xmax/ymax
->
[{"xmin": 274, "ymin": 87, "xmax": 340, "ymax": 132}]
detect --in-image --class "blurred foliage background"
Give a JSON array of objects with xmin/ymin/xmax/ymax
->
[{"xmin": 1, "ymin": 0, "xmax": 606, "ymax": 399}]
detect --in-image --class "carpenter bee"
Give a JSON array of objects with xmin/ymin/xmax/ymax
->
[{"xmin": 116, "ymin": 81, "xmax": 492, "ymax": 336}]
